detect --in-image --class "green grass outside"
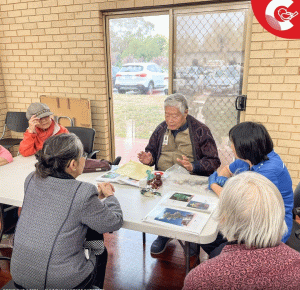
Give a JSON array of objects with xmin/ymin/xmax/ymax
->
[{"xmin": 113, "ymin": 93, "xmax": 165, "ymax": 139}]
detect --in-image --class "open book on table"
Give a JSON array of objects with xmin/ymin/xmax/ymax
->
[
  {"xmin": 96, "ymin": 167, "xmax": 140, "ymax": 187},
  {"xmin": 166, "ymin": 192, "xmax": 217, "ymax": 214},
  {"xmin": 143, "ymin": 192, "xmax": 217, "ymax": 234}
]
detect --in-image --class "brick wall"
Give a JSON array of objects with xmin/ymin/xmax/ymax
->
[
  {"xmin": 0, "ymin": 17, "xmax": 9, "ymax": 148},
  {"xmin": 0, "ymin": 0, "xmax": 110, "ymax": 159},
  {"xmin": 0, "ymin": 0, "xmax": 300, "ymax": 187},
  {"xmin": 246, "ymin": 15, "xmax": 300, "ymax": 187},
  {"xmin": 0, "ymin": 65, "xmax": 8, "ymax": 139}
]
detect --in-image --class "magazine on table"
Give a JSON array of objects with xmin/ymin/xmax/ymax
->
[
  {"xmin": 143, "ymin": 192, "xmax": 217, "ymax": 234},
  {"xmin": 96, "ymin": 167, "xmax": 140, "ymax": 187},
  {"xmin": 166, "ymin": 192, "xmax": 217, "ymax": 214}
]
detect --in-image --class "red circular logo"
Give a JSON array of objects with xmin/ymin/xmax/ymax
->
[{"xmin": 251, "ymin": 0, "xmax": 300, "ymax": 39}]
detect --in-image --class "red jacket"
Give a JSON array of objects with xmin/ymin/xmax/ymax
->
[{"xmin": 19, "ymin": 120, "xmax": 69, "ymax": 157}]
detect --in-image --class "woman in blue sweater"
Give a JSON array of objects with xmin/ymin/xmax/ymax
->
[{"xmin": 208, "ymin": 122, "xmax": 293, "ymax": 246}]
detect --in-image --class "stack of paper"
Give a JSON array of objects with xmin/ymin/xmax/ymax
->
[{"xmin": 115, "ymin": 160, "xmax": 153, "ymax": 181}]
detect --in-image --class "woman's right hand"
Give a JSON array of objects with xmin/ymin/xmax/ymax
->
[
  {"xmin": 97, "ymin": 182, "xmax": 115, "ymax": 199},
  {"xmin": 28, "ymin": 115, "xmax": 39, "ymax": 133},
  {"xmin": 138, "ymin": 151, "xmax": 153, "ymax": 165}
]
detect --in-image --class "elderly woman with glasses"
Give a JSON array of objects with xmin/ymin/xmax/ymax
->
[
  {"xmin": 11, "ymin": 133, "xmax": 123, "ymax": 289},
  {"xmin": 183, "ymin": 172, "xmax": 300, "ymax": 290}
]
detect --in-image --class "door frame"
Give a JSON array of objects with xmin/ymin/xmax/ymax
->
[{"xmin": 104, "ymin": 1, "xmax": 252, "ymax": 160}]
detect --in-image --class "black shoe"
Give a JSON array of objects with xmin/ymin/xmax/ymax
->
[{"xmin": 150, "ymin": 236, "xmax": 172, "ymax": 254}]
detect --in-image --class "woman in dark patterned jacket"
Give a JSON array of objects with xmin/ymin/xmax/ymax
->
[
  {"xmin": 11, "ymin": 133, "xmax": 123, "ymax": 289},
  {"xmin": 183, "ymin": 172, "xmax": 300, "ymax": 290},
  {"xmin": 138, "ymin": 93, "xmax": 220, "ymax": 255},
  {"xmin": 138, "ymin": 93, "xmax": 220, "ymax": 176}
]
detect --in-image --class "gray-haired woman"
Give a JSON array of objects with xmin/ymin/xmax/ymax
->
[
  {"xmin": 183, "ymin": 172, "xmax": 300, "ymax": 290},
  {"xmin": 11, "ymin": 133, "xmax": 123, "ymax": 289}
]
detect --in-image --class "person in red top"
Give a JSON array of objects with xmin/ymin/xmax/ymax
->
[{"xmin": 19, "ymin": 103, "xmax": 68, "ymax": 157}]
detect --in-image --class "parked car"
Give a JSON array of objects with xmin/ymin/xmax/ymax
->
[
  {"xmin": 111, "ymin": 66, "xmax": 119, "ymax": 88},
  {"xmin": 115, "ymin": 62, "xmax": 165, "ymax": 94},
  {"xmin": 203, "ymin": 66, "xmax": 241, "ymax": 94},
  {"xmin": 174, "ymin": 66, "xmax": 206, "ymax": 94}
]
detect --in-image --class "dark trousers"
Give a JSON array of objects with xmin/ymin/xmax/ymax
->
[
  {"xmin": 201, "ymin": 232, "xmax": 227, "ymax": 258},
  {"xmin": 2, "ymin": 204, "xmax": 19, "ymax": 234},
  {"xmin": 80, "ymin": 228, "xmax": 107, "ymax": 288},
  {"xmin": 75, "ymin": 248, "xmax": 108, "ymax": 289}
]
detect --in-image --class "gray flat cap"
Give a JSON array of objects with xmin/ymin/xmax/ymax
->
[{"xmin": 26, "ymin": 102, "xmax": 53, "ymax": 120}]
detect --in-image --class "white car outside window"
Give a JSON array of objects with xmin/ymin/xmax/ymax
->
[{"xmin": 115, "ymin": 62, "xmax": 165, "ymax": 94}]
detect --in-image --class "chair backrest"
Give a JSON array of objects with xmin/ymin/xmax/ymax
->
[
  {"xmin": 66, "ymin": 126, "xmax": 95, "ymax": 154},
  {"xmin": 5, "ymin": 112, "xmax": 28, "ymax": 133}
]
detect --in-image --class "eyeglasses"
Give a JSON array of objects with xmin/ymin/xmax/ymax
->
[{"xmin": 82, "ymin": 152, "xmax": 88, "ymax": 159}]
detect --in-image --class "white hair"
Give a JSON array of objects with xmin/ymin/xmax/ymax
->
[
  {"xmin": 218, "ymin": 171, "xmax": 287, "ymax": 248},
  {"xmin": 164, "ymin": 93, "xmax": 188, "ymax": 114}
]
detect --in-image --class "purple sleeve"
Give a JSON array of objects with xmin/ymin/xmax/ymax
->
[
  {"xmin": 145, "ymin": 130, "xmax": 159, "ymax": 165},
  {"xmin": 191, "ymin": 135, "xmax": 220, "ymax": 176},
  {"xmin": 145, "ymin": 122, "xmax": 166, "ymax": 168},
  {"xmin": 188, "ymin": 116, "xmax": 221, "ymax": 176}
]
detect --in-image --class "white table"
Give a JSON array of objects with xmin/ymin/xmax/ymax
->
[
  {"xmin": 0, "ymin": 155, "xmax": 37, "ymax": 207},
  {"xmin": 0, "ymin": 155, "xmax": 219, "ymax": 272}
]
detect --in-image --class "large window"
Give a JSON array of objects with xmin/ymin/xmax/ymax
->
[
  {"xmin": 173, "ymin": 6, "xmax": 248, "ymax": 167},
  {"xmin": 108, "ymin": 15, "xmax": 169, "ymax": 164},
  {"xmin": 106, "ymin": 3, "xmax": 250, "ymax": 166}
]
